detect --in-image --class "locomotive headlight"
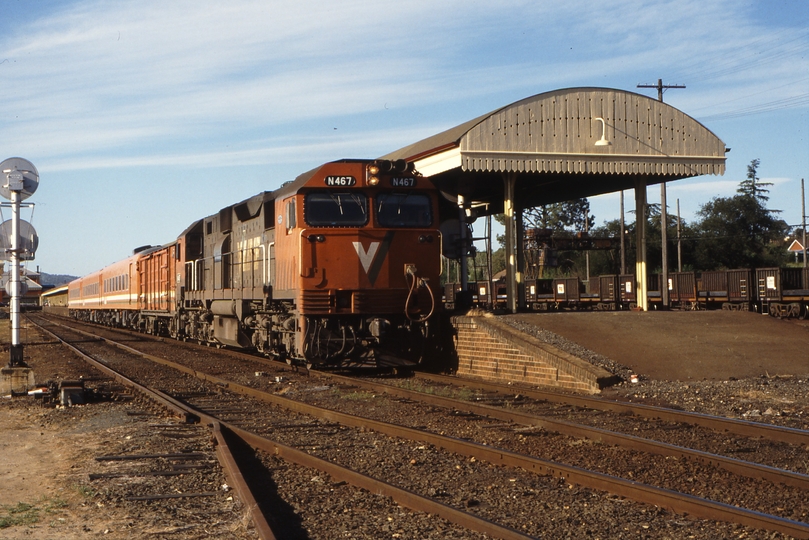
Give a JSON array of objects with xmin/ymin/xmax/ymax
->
[
  {"xmin": 367, "ymin": 164, "xmax": 380, "ymax": 186},
  {"xmin": 418, "ymin": 235, "xmax": 434, "ymax": 243}
]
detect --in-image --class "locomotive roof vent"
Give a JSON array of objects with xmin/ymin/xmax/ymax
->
[{"xmin": 133, "ymin": 245, "xmax": 153, "ymax": 254}]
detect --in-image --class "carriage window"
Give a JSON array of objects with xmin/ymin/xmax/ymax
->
[
  {"xmin": 305, "ymin": 192, "xmax": 368, "ymax": 227},
  {"xmin": 376, "ymin": 192, "xmax": 432, "ymax": 227}
]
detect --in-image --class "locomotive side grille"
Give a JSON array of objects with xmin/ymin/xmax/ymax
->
[
  {"xmin": 353, "ymin": 290, "xmax": 408, "ymax": 313},
  {"xmin": 300, "ymin": 290, "xmax": 334, "ymax": 314},
  {"xmin": 300, "ymin": 289, "xmax": 410, "ymax": 314}
]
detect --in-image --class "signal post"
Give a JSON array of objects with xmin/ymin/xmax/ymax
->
[{"xmin": 0, "ymin": 158, "xmax": 39, "ymax": 395}]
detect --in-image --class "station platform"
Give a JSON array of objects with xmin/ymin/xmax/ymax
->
[
  {"xmin": 504, "ymin": 310, "xmax": 809, "ymax": 382},
  {"xmin": 449, "ymin": 313, "xmax": 618, "ymax": 394}
]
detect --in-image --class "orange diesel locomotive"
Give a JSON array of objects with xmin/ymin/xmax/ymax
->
[{"xmin": 68, "ymin": 159, "xmax": 442, "ymax": 368}]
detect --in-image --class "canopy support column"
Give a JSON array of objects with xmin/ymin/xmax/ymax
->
[
  {"xmin": 661, "ymin": 182, "xmax": 669, "ymax": 308},
  {"xmin": 634, "ymin": 179, "xmax": 648, "ymax": 311},
  {"xmin": 503, "ymin": 172, "xmax": 519, "ymax": 313},
  {"xmin": 457, "ymin": 194, "xmax": 469, "ymax": 298},
  {"xmin": 516, "ymin": 204, "xmax": 525, "ymax": 311}
]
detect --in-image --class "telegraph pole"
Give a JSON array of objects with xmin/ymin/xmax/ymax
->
[
  {"xmin": 637, "ymin": 79, "xmax": 686, "ymax": 308},
  {"xmin": 677, "ymin": 199, "xmax": 683, "ymax": 272},
  {"xmin": 802, "ymin": 178, "xmax": 806, "ymax": 269},
  {"xmin": 637, "ymin": 78, "xmax": 686, "ymax": 102}
]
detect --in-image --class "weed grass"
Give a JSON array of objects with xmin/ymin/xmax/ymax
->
[
  {"xmin": 0, "ymin": 497, "xmax": 68, "ymax": 529},
  {"xmin": 397, "ymin": 380, "xmax": 476, "ymax": 401},
  {"xmin": 333, "ymin": 381, "xmax": 477, "ymax": 402}
]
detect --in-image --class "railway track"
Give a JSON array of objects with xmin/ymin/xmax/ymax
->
[
  {"xmin": 28, "ymin": 316, "xmax": 530, "ymax": 539},
  {"xmin": 29, "ymin": 314, "xmax": 809, "ymax": 539}
]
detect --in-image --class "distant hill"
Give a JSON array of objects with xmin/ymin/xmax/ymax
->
[{"xmin": 40, "ymin": 273, "xmax": 78, "ymax": 287}]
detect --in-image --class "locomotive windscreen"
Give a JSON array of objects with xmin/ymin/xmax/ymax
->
[
  {"xmin": 305, "ymin": 192, "xmax": 368, "ymax": 226},
  {"xmin": 376, "ymin": 192, "xmax": 432, "ymax": 227}
]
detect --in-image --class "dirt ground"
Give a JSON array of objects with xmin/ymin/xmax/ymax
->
[
  {"xmin": 508, "ymin": 310, "xmax": 809, "ymax": 381},
  {"xmin": 0, "ymin": 401, "xmax": 158, "ymax": 538},
  {"xmin": 0, "ymin": 322, "xmax": 246, "ymax": 539},
  {"xmin": 1, "ymin": 329, "xmax": 109, "ymax": 537}
]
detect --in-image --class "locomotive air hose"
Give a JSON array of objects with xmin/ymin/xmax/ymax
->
[{"xmin": 405, "ymin": 270, "xmax": 435, "ymax": 323}]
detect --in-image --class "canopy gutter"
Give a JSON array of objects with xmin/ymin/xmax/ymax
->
[{"xmin": 461, "ymin": 150, "xmax": 725, "ymax": 176}]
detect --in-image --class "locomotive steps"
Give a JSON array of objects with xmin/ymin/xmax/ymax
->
[{"xmin": 450, "ymin": 311, "xmax": 619, "ymax": 394}]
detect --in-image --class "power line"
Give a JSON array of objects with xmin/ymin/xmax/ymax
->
[
  {"xmin": 663, "ymin": 27, "xmax": 809, "ymax": 119},
  {"xmin": 687, "ymin": 75, "xmax": 809, "ymax": 115},
  {"xmin": 669, "ymin": 27, "xmax": 809, "ymax": 85},
  {"xmin": 697, "ymin": 92, "xmax": 809, "ymax": 121}
]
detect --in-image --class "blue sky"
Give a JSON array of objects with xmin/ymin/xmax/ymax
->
[{"xmin": 0, "ymin": 0, "xmax": 807, "ymax": 276}]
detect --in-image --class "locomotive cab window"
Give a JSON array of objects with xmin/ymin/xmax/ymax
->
[
  {"xmin": 376, "ymin": 192, "xmax": 432, "ymax": 227},
  {"xmin": 304, "ymin": 192, "xmax": 368, "ymax": 227},
  {"xmin": 285, "ymin": 199, "xmax": 296, "ymax": 232}
]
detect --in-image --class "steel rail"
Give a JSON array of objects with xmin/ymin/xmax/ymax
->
[
  {"xmin": 33, "ymin": 317, "xmax": 535, "ymax": 540},
  {"xmin": 415, "ymin": 372, "xmax": 809, "ymax": 446},
  {"xmin": 44, "ymin": 320, "xmax": 809, "ymax": 539},
  {"xmin": 163, "ymin": 367, "xmax": 809, "ymax": 538},
  {"xmin": 320, "ymin": 372, "xmax": 809, "ymax": 491},
  {"xmin": 218, "ymin": 422, "xmax": 535, "ymax": 540},
  {"xmin": 33, "ymin": 320, "xmax": 196, "ymax": 423},
  {"xmin": 30, "ymin": 319, "xmax": 277, "ymax": 540},
  {"xmin": 211, "ymin": 422, "xmax": 277, "ymax": 540}
]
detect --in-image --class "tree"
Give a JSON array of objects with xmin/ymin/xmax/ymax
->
[
  {"xmin": 736, "ymin": 158, "xmax": 773, "ymax": 203},
  {"xmin": 522, "ymin": 198, "xmax": 594, "ymax": 232},
  {"xmin": 692, "ymin": 194, "xmax": 789, "ymax": 270},
  {"xmin": 590, "ymin": 212, "xmax": 699, "ymax": 277},
  {"xmin": 493, "ymin": 198, "xmax": 593, "ymax": 244},
  {"xmin": 691, "ymin": 159, "xmax": 788, "ymax": 269}
]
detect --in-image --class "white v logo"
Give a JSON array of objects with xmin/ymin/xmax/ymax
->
[{"xmin": 353, "ymin": 241, "xmax": 380, "ymax": 274}]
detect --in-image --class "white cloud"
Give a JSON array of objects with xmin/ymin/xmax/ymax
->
[
  {"xmin": 0, "ymin": 0, "xmax": 806, "ymax": 274},
  {"xmin": 2, "ymin": 0, "xmax": 805, "ymax": 164}
]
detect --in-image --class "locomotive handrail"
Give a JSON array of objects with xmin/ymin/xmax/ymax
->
[
  {"xmin": 184, "ymin": 260, "xmax": 198, "ymax": 291},
  {"xmin": 258, "ymin": 243, "xmax": 266, "ymax": 285},
  {"xmin": 267, "ymin": 242, "xmax": 274, "ymax": 286}
]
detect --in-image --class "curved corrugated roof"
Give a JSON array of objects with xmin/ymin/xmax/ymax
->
[{"xmin": 381, "ymin": 87, "xmax": 726, "ymax": 208}]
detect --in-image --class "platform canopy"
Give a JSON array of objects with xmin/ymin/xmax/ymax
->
[
  {"xmin": 382, "ymin": 87, "xmax": 727, "ymax": 214},
  {"xmin": 381, "ymin": 87, "xmax": 727, "ymax": 313}
]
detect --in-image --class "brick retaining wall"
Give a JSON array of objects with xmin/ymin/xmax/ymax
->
[{"xmin": 451, "ymin": 314, "xmax": 618, "ymax": 394}]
